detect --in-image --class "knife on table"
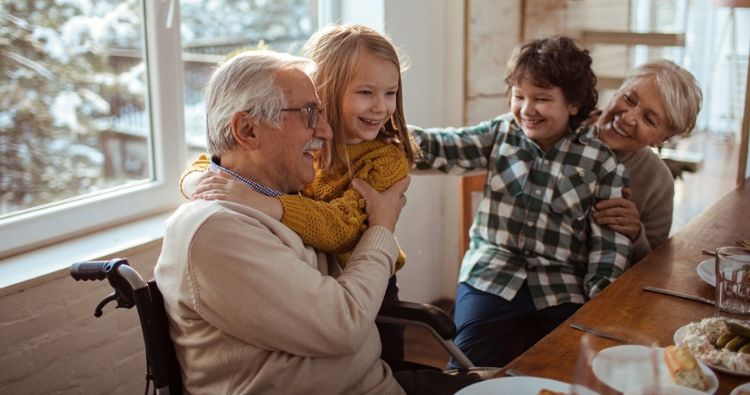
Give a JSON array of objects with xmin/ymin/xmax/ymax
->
[{"xmin": 642, "ymin": 286, "xmax": 715, "ymax": 306}]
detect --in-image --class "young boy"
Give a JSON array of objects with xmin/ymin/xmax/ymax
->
[{"xmin": 411, "ymin": 36, "xmax": 632, "ymax": 368}]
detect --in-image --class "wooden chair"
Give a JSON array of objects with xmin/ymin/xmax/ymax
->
[{"xmin": 459, "ymin": 173, "xmax": 487, "ymax": 258}]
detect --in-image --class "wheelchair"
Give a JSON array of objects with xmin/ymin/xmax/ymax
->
[{"xmin": 71, "ymin": 258, "xmax": 474, "ymax": 394}]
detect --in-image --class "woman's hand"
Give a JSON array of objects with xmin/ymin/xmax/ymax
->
[
  {"xmin": 593, "ymin": 188, "xmax": 641, "ymax": 240},
  {"xmin": 352, "ymin": 176, "xmax": 410, "ymax": 232}
]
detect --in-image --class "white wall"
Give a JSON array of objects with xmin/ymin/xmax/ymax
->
[
  {"xmin": 384, "ymin": 0, "xmax": 465, "ymax": 303},
  {"xmin": 0, "ymin": 244, "xmax": 159, "ymax": 394}
]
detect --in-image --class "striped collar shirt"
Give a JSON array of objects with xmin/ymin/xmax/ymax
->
[
  {"xmin": 412, "ymin": 114, "xmax": 632, "ymax": 309},
  {"xmin": 210, "ymin": 156, "xmax": 284, "ymax": 198}
]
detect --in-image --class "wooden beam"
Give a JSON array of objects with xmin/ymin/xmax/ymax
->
[
  {"xmin": 596, "ymin": 76, "xmax": 626, "ymax": 91},
  {"xmin": 737, "ymin": 40, "xmax": 750, "ymax": 184},
  {"xmin": 581, "ymin": 31, "xmax": 685, "ymax": 47}
]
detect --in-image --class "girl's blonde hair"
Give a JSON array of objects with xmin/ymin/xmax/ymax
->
[{"xmin": 304, "ymin": 24, "xmax": 417, "ymax": 173}]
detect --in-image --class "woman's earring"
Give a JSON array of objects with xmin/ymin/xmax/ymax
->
[{"xmin": 389, "ymin": 115, "xmax": 399, "ymax": 132}]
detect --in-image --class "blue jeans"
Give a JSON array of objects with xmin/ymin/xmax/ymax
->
[{"xmin": 448, "ymin": 282, "xmax": 581, "ymax": 369}]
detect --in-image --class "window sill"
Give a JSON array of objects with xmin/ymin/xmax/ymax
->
[{"xmin": 0, "ymin": 211, "xmax": 173, "ymax": 298}]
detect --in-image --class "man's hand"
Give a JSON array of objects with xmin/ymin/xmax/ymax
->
[
  {"xmin": 352, "ymin": 176, "xmax": 410, "ymax": 232},
  {"xmin": 593, "ymin": 187, "xmax": 641, "ymax": 240}
]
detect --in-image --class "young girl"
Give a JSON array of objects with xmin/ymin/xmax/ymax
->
[
  {"xmin": 182, "ymin": 24, "xmax": 416, "ymax": 360},
  {"xmin": 411, "ymin": 36, "xmax": 632, "ymax": 368}
]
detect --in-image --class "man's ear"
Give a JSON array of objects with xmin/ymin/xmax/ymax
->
[{"xmin": 230, "ymin": 112, "xmax": 259, "ymax": 149}]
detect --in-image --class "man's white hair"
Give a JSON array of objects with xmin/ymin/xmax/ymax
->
[{"xmin": 205, "ymin": 50, "xmax": 314, "ymax": 156}]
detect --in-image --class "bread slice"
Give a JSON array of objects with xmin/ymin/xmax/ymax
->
[
  {"xmin": 664, "ymin": 345, "xmax": 709, "ymax": 391},
  {"xmin": 537, "ymin": 390, "xmax": 566, "ymax": 395}
]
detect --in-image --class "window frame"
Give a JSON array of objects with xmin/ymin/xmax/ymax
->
[
  {"xmin": 0, "ymin": 0, "xmax": 336, "ymax": 259},
  {"xmin": 0, "ymin": 0, "xmax": 185, "ymax": 259}
]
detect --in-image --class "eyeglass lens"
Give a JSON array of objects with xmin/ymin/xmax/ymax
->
[{"xmin": 305, "ymin": 107, "xmax": 318, "ymax": 129}]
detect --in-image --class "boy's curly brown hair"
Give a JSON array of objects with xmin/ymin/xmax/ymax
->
[{"xmin": 504, "ymin": 36, "xmax": 597, "ymax": 131}]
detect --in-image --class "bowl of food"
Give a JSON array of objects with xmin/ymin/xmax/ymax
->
[{"xmin": 674, "ymin": 317, "xmax": 750, "ymax": 375}]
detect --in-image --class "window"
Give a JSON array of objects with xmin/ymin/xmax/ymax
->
[
  {"xmin": 0, "ymin": 0, "xmax": 323, "ymax": 258},
  {"xmin": 180, "ymin": 0, "xmax": 317, "ymax": 158}
]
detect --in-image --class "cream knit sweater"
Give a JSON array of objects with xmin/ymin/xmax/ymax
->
[{"xmin": 155, "ymin": 199, "xmax": 405, "ymax": 395}]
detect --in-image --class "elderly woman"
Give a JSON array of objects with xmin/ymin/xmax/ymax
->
[{"xmin": 592, "ymin": 60, "xmax": 702, "ymax": 262}]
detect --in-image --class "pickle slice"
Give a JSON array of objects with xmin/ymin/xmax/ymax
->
[
  {"xmin": 716, "ymin": 332, "xmax": 735, "ymax": 349},
  {"xmin": 725, "ymin": 335, "xmax": 749, "ymax": 351},
  {"xmin": 727, "ymin": 321, "xmax": 750, "ymax": 339}
]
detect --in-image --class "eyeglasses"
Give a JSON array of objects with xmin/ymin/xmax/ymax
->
[{"xmin": 281, "ymin": 105, "xmax": 324, "ymax": 129}]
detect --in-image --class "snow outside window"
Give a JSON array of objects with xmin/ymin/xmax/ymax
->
[
  {"xmin": 0, "ymin": 0, "xmax": 321, "ymax": 258},
  {"xmin": 180, "ymin": 0, "xmax": 317, "ymax": 159}
]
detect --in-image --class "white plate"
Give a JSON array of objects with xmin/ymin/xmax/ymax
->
[
  {"xmin": 625, "ymin": 383, "xmax": 708, "ymax": 395},
  {"xmin": 455, "ymin": 376, "xmax": 571, "ymax": 395},
  {"xmin": 675, "ymin": 324, "xmax": 750, "ymax": 377},
  {"xmin": 592, "ymin": 345, "xmax": 719, "ymax": 394},
  {"xmin": 731, "ymin": 382, "xmax": 750, "ymax": 395},
  {"xmin": 697, "ymin": 258, "xmax": 715, "ymax": 287}
]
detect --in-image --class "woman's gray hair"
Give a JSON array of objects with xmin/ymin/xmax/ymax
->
[
  {"xmin": 620, "ymin": 60, "xmax": 702, "ymax": 137},
  {"xmin": 205, "ymin": 50, "xmax": 314, "ymax": 156}
]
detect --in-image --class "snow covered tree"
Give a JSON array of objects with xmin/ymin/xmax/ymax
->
[
  {"xmin": 0, "ymin": 0, "xmax": 312, "ymax": 216},
  {"xmin": 0, "ymin": 0, "xmax": 142, "ymax": 214}
]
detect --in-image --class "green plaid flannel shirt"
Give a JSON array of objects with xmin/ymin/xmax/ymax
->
[{"xmin": 413, "ymin": 114, "xmax": 632, "ymax": 309}]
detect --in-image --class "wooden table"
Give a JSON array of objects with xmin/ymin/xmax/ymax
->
[{"xmin": 502, "ymin": 179, "xmax": 750, "ymax": 394}]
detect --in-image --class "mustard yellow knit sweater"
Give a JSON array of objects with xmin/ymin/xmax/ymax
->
[{"xmin": 180, "ymin": 139, "xmax": 408, "ymax": 269}]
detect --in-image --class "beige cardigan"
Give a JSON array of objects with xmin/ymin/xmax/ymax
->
[
  {"xmin": 619, "ymin": 147, "xmax": 674, "ymax": 262},
  {"xmin": 155, "ymin": 199, "xmax": 405, "ymax": 395}
]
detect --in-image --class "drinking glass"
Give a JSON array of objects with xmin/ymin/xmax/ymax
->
[
  {"xmin": 714, "ymin": 246, "xmax": 750, "ymax": 318},
  {"xmin": 570, "ymin": 329, "xmax": 663, "ymax": 395}
]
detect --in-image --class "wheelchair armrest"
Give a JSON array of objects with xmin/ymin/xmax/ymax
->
[{"xmin": 377, "ymin": 300, "xmax": 456, "ymax": 340}]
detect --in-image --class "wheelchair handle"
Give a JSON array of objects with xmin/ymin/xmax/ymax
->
[
  {"xmin": 70, "ymin": 258, "xmax": 128, "ymax": 281},
  {"xmin": 70, "ymin": 258, "xmax": 149, "ymax": 317}
]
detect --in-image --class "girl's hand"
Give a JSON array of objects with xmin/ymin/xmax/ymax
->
[
  {"xmin": 191, "ymin": 170, "xmax": 258, "ymax": 203},
  {"xmin": 192, "ymin": 171, "xmax": 284, "ymax": 219},
  {"xmin": 593, "ymin": 188, "xmax": 641, "ymax": 240}
]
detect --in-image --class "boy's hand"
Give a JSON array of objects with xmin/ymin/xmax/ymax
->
[
  {"xmin": 593, "ymin": 187, "xmax": 640, "ymax": 240},
  {"xmin": 382, "ymin": 136, "xmax": 405, "ymax": 152},
  {"xmin": 352, "ymin": 176, "xmax": 410, "ymax": 232}
]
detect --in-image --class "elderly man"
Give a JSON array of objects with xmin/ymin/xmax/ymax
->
[
  {"xmin": 155, "ymin": 50, "xmax": 405, "ymax": 393},
  {"xmin": 155, "ymin": 50, "xmax": 478, "ymax": 394}
]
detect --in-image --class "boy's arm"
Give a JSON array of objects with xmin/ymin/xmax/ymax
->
[
  {"xmin": 411, "ymin": 116, "xmax": 505, "ymax": 174},
  {"xmin": 180, "ymin": 154, "xmax": 211, "ymax": 198},
  {"xmin": 584, "ymin": 159, "xmax": 633, "ymax": 298},
  {"xmin": 280, "ymin": 144, "xmax": 409, "ymax": 254}
]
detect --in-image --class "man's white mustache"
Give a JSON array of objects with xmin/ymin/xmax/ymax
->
[{"xmin": 303, "ymin": 138, "xmax": 325, "ymax": 152}]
